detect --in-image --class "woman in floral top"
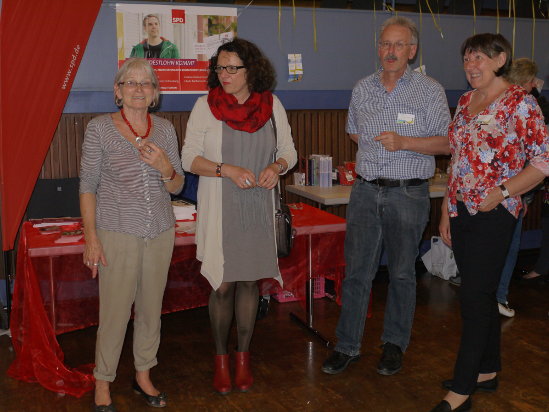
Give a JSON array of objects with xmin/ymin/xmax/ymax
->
[{"xmin": 432, "ymin": 34, "xmax": 549, "ymax": 412}]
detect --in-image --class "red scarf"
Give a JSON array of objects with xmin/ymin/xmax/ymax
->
[{"xmin": 207, "ymin": 86, "xmax": 273, "ymax": 133}]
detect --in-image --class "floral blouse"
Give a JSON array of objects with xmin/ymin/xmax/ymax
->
[{"xmin": 447, "ymin": 85, "xmax": 549, "ymax": 218}]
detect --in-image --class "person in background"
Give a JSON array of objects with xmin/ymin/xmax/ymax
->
[
  {"xmin": 434, "ymin": 34, "xmax": 548, "ymax": 412},
  {"xmin": 130, "ymin": 14, "xmax": 180, "ymax": 59},
  {"xmin": 80, "ymin": 58, "xmax": 184, "ymax": 411},
  {"xmin": 495, "ymin": 57, "xmax": 548, "ymax": 317},
  {"xmin": 522, "ymin": 178, "xmax": 549, "ymax": 282},
  {"xmin": 321, "ymin": 15, "xmax": 451, "ymax": 378},
  {"xmin": 180, "ymin": 38, "xmax": 297, "ymax": 395}
]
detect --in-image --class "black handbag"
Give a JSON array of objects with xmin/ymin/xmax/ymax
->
[{"xmin": 272, "ymin": 114, "xmax": 295, "ymax": 258}]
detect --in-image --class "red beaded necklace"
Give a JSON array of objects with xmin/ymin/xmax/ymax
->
[{"xmin": 121, "ymin": 109, "xmax": 152, "ymax": 145}]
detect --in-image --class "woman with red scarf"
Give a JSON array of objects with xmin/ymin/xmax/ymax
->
[{"xmin": 181, "ymin": 38, "xmax": 297, "ymax": 394}]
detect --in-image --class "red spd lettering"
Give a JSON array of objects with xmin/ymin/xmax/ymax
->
[{"xmin": 172, "ymin": 9, "xmax": 185, "ymax": 23}]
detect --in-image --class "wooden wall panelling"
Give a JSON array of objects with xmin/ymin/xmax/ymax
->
[{"xmin": 41, "ymin": 111, "xmax": 543, "ymax": 233}]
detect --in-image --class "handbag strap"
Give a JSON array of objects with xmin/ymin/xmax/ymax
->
[{"xmin": 271, "ymin": 114, "xmax": 283, "ymax": 210}]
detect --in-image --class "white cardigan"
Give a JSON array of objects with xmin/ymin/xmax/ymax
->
[{"xmin": 181, "ymin": 95, "xmax": 298, "ymax": 290}]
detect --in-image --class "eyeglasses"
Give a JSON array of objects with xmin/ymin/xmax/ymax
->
[
  {"xmin": 213, "ymin": 65, "xmax": 245, "ymax": 74},
  {"xmin": 378, "ymin": 41, "xmax": 412, "ymax": 51},
  {"xmin": 118, "ymin": 80, "xmax": 153, "ymax": 89}
]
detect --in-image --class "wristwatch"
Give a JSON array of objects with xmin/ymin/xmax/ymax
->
[
  {"xmin": 499, "ymin": 184, "xmax": 510, "ymax": 199},
  {"xmin": 274, "ymin": 160, "xmax": 284, "ymax": 174}
]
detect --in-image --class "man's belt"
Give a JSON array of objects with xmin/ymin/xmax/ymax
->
[{"xmin": 356, "ymin": 174, "xmax": 428, "ymax": 187}]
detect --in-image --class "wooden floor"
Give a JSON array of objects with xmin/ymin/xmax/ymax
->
[{"xmin": 1, "ymin": 265, "xmax": 548, "ymax": 412}]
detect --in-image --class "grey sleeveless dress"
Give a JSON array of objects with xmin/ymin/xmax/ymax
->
[{"xmin": 221, "ymin": 121, "xmax": 279, "ymax": 282}]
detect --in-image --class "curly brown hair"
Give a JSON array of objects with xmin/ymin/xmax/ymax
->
[{"xmin": 207, "ymin": 38, "xmax": 276, "ymax": 92}]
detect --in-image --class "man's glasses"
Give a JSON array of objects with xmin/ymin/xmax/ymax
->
[
  {"xmin": 118, "ymin": 80, "xmax": 153, "ymax": 89},
  {"xmin": 213, "ymin": 65, "xmax": 245, "ymax": 74},
  {"xmin": 378, "ymin": 41, "xmax": 412, "ymax": 51}
]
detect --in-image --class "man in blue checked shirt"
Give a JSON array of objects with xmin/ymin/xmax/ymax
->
[{"xmin": 322, "ymin": 15, "xmax": 451, "ymax": 377}]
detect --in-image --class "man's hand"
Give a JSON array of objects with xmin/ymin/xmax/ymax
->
[{"xmin": 374, "ymin": 131, "xmax": 408, "ymax": 152}]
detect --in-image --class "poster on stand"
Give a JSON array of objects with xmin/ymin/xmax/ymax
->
[{"xmin": 116, "ymin": 3, "xmax": 238, "ymax": 94}]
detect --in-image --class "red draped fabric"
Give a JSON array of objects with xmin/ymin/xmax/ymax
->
[
  {"xmin": 8, "ymin": 223, "xmax": 95, "ymax": 397},
  {"xmin": 8, "ymin": 204, "xmax": 346, "ymax": 396},
  {"xmin": 0, "ymin": 0, "xmax": 102, "ymax": 251}
]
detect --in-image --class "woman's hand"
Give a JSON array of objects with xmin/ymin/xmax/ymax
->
[
  {"xmin": 478, "ymin": 186, "xmax": 504, "ymax": 212},
  {"xmin": 257, "ymin": 164, "xmax": 280, "ymax": 190},
  {"xmin": 83, "ymin": 237, "xmax": 107, "ymax": 279},
  {"xmin": 222, "ymin": 164, "xmax": 257, "ymax": 189},
  {"xmin": 439, "ymin": 198, "xmax": 452, "ymax": 247},
  {"xmin": 140, "ymin": 142, "xmax": 173, "ymax": 177}
]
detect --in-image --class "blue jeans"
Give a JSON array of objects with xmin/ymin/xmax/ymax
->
[
  {"xmin": 334, "ymin": 180, "xmax": 430, "ymax": 355},
  {"xmin": 496, "ymin": 211, "xmax": 523, "ymax": 304}
]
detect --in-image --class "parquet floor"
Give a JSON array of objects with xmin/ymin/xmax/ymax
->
[{"xmin": 1, "ymin": 264, "xmax": 548, "ymax": 412}]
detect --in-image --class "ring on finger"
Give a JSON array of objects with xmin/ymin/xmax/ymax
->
[
  {"xmin": 86, "ymin": 261, "xmax": 90, "ymax": 266},
  {"xmin": 245, "ymin": 178, "xmax": 251, "ymax": 186},
  {"xmin": 93, "ymin": 262, "xmax": 99, "ymax": 266}
]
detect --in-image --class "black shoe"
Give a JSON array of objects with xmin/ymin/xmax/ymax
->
[
  {"xmin": 132, "ymin": 379, "xmax": 167, "ymax": 408},
  {"xmin": 377, "ymin": 342, "xmax": 402, "ymax": 375},
  {"xmin": 428, "ymin": 398, "xmax": 472, "ymax": 412},
  {"xmin": 256, "ymin": 296, "xmax": 270, "ymax": 320},
  {"xmin": 94, "ymin": 404, "xmax": 116, "ymax": 412},
  {"xmin": 442, "ymin": 376, "xmax": 498, "ymax": 393},
  {"xmin": 321, "ymin": 351, "xmax": 360, "ymax": 374}
]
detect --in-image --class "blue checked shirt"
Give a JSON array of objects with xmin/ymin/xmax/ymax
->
[{"xmin": 347, "ymin": 67, "xmax": 451, "ymax": 180}]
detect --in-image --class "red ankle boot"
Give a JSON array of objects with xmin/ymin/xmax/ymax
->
[
  {"xmin": 213, "ymin": 354, "xmax": 231, "ymax": 395},
  {"xmin": 234, "ymin": 351, "xmax": 253, "ymax": 392}
]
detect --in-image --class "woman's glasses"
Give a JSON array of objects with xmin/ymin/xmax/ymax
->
[
  {"xmin": 213, "ymin": 65, "xmax": 245, "ymax": 74},
  {"xmin": 118, "ymin": 81, "xmax": 153, "ymax": 89}
]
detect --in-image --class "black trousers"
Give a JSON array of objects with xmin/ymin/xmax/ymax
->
[
  {"xmin": 449, "ymin": 202, "xmax": 517, "ymax": 395},
  {"xmin": 534, "ymin": 214, "xmax": 549, "ymax": 275}
]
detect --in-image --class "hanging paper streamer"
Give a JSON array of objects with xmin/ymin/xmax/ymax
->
[
  {"xmin": 313, "ymin": 0, "xmax": 317, "ymax": 52},
  {"xmin": 373, "ymin": 0, "xmax": 378, "ymax": 71},
  {"xmin": 511, "ymin": 0, "xmax": 516, "ymax": 58},
  {"xmin": 419, "ymin": 0, "xmax": 423, "ymax": 72},
  {"xmin": 496, "ymin": 0, "xmax": 500, "ymax": 33},
  {"xmin": 425, "ymin": 0, "xmax": 444, "ymax": 39},
  {"xmin": 278, "ymin": 0, "xmax": 282, "ymax": 48},
  {"xmin": 292, "ymin": 0, "xmax": 296, "ymax": 26},
  {"xmin": 472, "ymin": 0, "xmax": 477, "ymax": 35},
  {"xmin": 531, "ymin": 0, "xmax": 536, "ymax": 60}
]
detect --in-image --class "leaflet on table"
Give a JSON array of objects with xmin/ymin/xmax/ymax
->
[{"xmin": 116, "ymin": 3, "xmax": 237, "ymax": 94}]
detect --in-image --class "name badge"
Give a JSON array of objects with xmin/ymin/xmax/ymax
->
[
  {"xmin": 477, "ymin": 115, "xmax": 494, "ymax": 125},
  {"xmin": 397, "ymin": 113, "xmax": 415, "ymax": 125}
]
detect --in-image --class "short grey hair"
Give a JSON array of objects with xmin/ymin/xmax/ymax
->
[
  {"xmin": 114, "ymin": 58, "xmax": 160, "ymax": 109},
  {"xmin": 380, "ymin": 16, "xmax": 419, "ymax": 45}
]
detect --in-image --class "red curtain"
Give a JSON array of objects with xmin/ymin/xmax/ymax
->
[{"xmin": 0, "ymin": 0, "xmax": 102, "ymax": 251}]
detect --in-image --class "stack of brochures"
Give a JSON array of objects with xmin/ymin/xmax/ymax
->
[{"xmin": 307, "ymin": 154, "xmax": 332, "ymax": 187}]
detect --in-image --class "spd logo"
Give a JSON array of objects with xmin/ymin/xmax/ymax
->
[{"xmin": 172, "ymin": 9, "xmax": 185, "ymax": 24}]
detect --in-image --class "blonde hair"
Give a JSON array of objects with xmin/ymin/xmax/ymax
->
[{"xmin": 506, "ymin": 57, "xmax": 538, "ymax": 88}]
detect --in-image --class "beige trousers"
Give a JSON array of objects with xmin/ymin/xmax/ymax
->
[{"xmin": 93, "ymin": 227, "xmax": 175, "ymax": 382}]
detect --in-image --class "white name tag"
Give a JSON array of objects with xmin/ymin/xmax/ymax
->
[
  {"xmin": 477, "ymin": 115, "xmax": 494, "ymax": 125},
  {"xmin": 397, "ymin": 113, "xmax": 415, "ymax": 125}
]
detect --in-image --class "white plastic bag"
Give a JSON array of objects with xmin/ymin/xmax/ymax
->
[{"xmin": 421, "ymin": 236, "xmax": 458, "ymax": 280}]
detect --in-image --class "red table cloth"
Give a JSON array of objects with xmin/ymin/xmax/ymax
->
[{"xmin": 8, "ymin": 203, "xmax": 345, "ymax": 397}]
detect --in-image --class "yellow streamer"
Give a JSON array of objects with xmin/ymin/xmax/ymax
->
[
  {"xmin": 373, "ymin": 0, "xmax": 378, "ymax": 71},
  {"xmin": 472, "ymin": 0, "xmax": 476, "ymax": 35},
  {"xmin": 312, "ymin": 0, "xmax": 317, "ymax": 52},
  {"xmin": 278, "ymin": 0, "xmax": 282, "ymax": 48},
  {"xmin": 511, "ymin": 0, "xmax": 517, "ymax": 59},
  {"xmin": 531, "ymin": 0, "xmax": 535, "ymax": 60},
  {"xmin": 292, "ymin": 0, "xmax": 296, "ymax": 26},
  {"xmin": 419, "ymin": 0, "xmax": 423, "ymax": 72},
  {"xmin": 496, "ymin": 0, "xmax": 500, "ymax": 33},
  {"xmin": 425, "ymin": 0, "xmax": 444, "ymax": 38}
]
